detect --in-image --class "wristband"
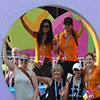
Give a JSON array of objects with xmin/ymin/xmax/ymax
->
[
  {"xmin": 3, "ymin": 46, "xmax": 6, "ymax": 49},
  {"xmin": 53, "ymin": 43, "xmax": 57, "ymax": 45}
]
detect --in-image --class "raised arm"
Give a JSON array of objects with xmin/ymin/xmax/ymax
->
[
  {"xmin": 37, "ymin": 76, "xmax": 52, "ymax": 87},
  {"xmin": 2, "ymin": 38, "xmax": 18, "ymax": 75},
  {"xmin": 31, "ymin": 71, "xmax": 39, "ymax": 100},
  {"xmin": 20, "ymin": 14, "xmax": 35, "ymax": 36},
  {"xmin": 77, "ymin": 17, "xmax": 85, "ymax": 38},
  {"xmin": 20, "ymin": 10, "xmax": 49, "ymax": 37}
]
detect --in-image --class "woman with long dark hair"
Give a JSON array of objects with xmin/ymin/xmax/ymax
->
[
  {"xmin": 37, "ymin": 19, "xmax": 53, "ymax": 46},
  {"xmin": 20, "ymin": 15, "xmax": 57, "ymax": 78},
  {"xmin": 54, "ymin": 17, "xmax": 84, "ymax": 81}
]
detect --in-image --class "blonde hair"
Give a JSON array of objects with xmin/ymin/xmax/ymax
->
[{"xmin": 20, "ymin": 52, "xmax": 30, "ymax": 59}]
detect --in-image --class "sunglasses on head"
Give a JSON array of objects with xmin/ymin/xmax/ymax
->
[
  {"xmin": 42, "ymin": 25, "xmax": 49, "ymax": 28},
  {"xmin": 20, "ymin": 58, "xmax": 29, "ymax": 62}
]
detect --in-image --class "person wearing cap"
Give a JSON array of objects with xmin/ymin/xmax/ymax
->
[
  {"xmin": 82, "ymin": 52, "xmax": 100, "ymax": 100},
  {"xmin": 59, "ymin": 63, "xmax": 83, "ymax": 100},
  {"xmin": 53, "ymin": 17, "xmax": 84, "ymax": 81}
]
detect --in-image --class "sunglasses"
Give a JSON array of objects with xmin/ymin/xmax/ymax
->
[
  {"xmin": 20, "ymin": 58, "xmax": 29, "ymax": 62},
  {"xmin": 42, "ymin": 25, "xmax": 49, "ymax": 28}
]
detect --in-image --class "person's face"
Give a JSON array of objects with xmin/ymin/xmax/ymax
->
[
  {"xmin": 73, "ymin": 68, "xmax": 82, "ymax": 78},
  {"xmin": 53, "ymin": 69, "xmax": 61, "ymax": 79},
  {"xmin": 12, "ymin": 48, "xmax": 19, "ymax": 57},
  {"xmin": 85, "ymin": 55, "xmax": 94, "ymax": 67},
  {"xmin": 42, "ymin": 22, "xmax": 50, "ymax": 34},
  {"xmin": 63, "ymin": 23, "xmax": 73, "ymax": 32},
  {"xmin": 20, "ymin": 54, "xmax": 29, "ymax": 67}
]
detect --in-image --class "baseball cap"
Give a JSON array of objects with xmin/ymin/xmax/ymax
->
[
  {"xmin": 63, "ymin": 17, "xmax": 73, "ymax": 25},
  {"xmin": 72, "ymin": 63, "xmax": 82, "ymax": 70}
]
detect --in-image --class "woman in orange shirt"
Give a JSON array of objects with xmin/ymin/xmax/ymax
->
[
  {"xmin": 82, "ymin": 52, "xmax": 100, "ymax": 100},
  {"xmin": 54, "ymin": 17, "xmax": 84, "ymax": 81},
  {"xmin": 20, "ymin": 15, "xmax": 57, "ymax": 78}
]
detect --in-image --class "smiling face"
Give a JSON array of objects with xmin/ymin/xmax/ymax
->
[
  {"xmin": 85, "ymin": 55, "xmax": 94, "ymax": 68},
  {"xmin": 20, "ymin": 53, "xmax": 29, "ymax": 68},
  {"xmin": 53, "ymin": 69, "xmax": 62, "ymax": 79},
  {"xmin": 42, "ymin": 22, "xmax": 50, "ymax": 34},
  {"xmin": 63, "ymin": 23, "xmax": 73, "ymax": 32},
  {"xmin": 73, "ymin": 68, "xmax": 82, "ymax": 78}
]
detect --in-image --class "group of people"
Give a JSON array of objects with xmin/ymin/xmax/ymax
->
[{"xmin": 2, "ymin": 13, "xmax": 100, "ymax": 100}]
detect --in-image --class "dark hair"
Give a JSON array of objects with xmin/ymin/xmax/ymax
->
[
  {"xmin": 71, "ymin": 29, "xmax": 78, "ymax": 46},
  {"xmin": 63, "ymin": 17, "xmax": 73, "ymax": 25},
  {"xmin": 84, "ymin": 52, "xmax": 95, "ymax": 60},
  {"xmin": 63, "ymin": 17, "xmax": 78, "ymax": 46},
  {"xmin": 21, "ymin": 52, "xmax": 30, "ymax": 59},
  {"xmin": 37, "ymin": 19, "xmax": 53, "ymax": 46},
  {"xmin": 81, "ymin": 73, "xmax": 83, "ymax": 92}
]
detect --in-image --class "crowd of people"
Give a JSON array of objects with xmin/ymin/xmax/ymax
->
[{"xmin": 2, "ymin": 14, "xmax": 100, "ymax": 100}]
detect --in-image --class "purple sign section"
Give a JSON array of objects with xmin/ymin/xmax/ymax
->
[
  {"xmin": 20, "ymin": 49, "xmax": 35, "ymax": 57},
  {"xmin": 0, "ymin": 0, "xmax": 100, "ymax": 100}
]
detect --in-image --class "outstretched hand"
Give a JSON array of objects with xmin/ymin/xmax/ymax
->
[
  {"xmin": 20, "ymin": 10, "xmax": 49, "ymax": 31},
  {"xmin": 51, "ymin": 77, "xmax": 55, "ymax": 80},
  {"xmin": 77, "ymin": 17, "xmax": 82, "ymax": 23},
  {"xmin": 2, "ymin": 38, "xmax": 6, "ymax": 46}
]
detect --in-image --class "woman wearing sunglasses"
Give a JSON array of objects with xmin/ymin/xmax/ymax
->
[
  {"xmin": 20, "ymin": 14, "xmax": 57, "ymax": 78},
  {"xmin": 3, "ymin": 39, "xmax": 40, "ymax": 100}
]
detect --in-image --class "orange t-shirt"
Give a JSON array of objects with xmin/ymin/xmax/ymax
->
[
  {"xmin": 82, "ymin": 65, "xmax": 100, "ymax": 98},
  {"xmin": 33, "ymin": 33, "xmax": 53, "ymax": 63},
  {"xmin": 57, "ymin": 30, "xmax": 79, "ymax": 62}
]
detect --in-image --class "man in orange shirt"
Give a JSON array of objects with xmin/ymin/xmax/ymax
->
[{"xmin": 54, "ymin": 17, "xmax": 84, "ymax": 81}]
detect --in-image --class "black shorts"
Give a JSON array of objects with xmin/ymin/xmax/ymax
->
[{"xmin": 33, "ymin": 60, "xmax": 52, "ymax": 78}]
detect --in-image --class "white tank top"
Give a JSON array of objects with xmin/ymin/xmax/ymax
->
[{"xmin": 14, "ymin": 68, "xmax": 40, "ymax": 100}]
